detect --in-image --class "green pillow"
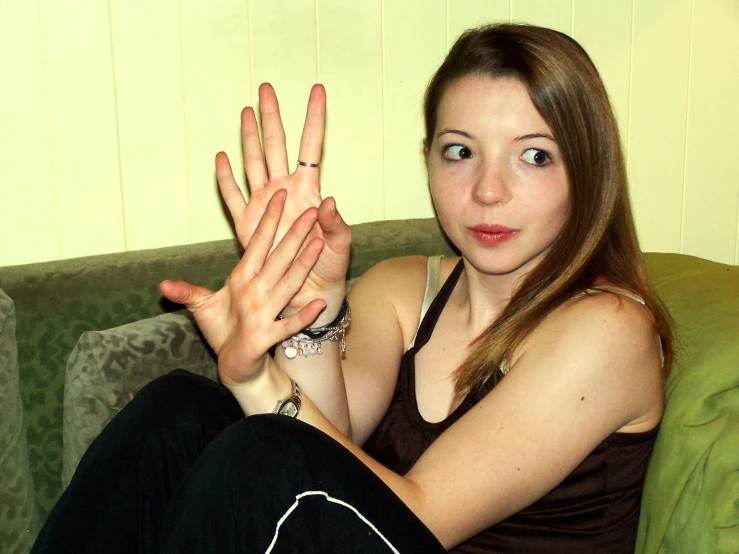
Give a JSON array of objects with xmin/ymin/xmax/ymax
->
[
  {"xmin": 638, "ymin": 254, "xmax": 739, "ymax": 553},
  {"xmin": 62, "ymin": 278, "xmax": 361, "ymax": 486},
  {"xmin": 62, "ymin": 309, "xmax": 218, "ymax": 486},
  {"xmin": 0, "ymin": 288, "xmax": 40, "ymax": 553}
]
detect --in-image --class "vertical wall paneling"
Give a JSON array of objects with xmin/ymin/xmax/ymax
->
[
  {"xmin": 681, "ymin": 0, "xmax": 739, "ymax": 264},
  {"xmin": 572, "ymin": 2, "xmax": 633, "ymax": 148},
  {"xmin": 383, "ymin": 0, "xmax": 447, "ymax": 220},
  {"xmin": 180, "ymin": 0, "xmax": 252, "ymax": 244},
  {"xmin": 627, "ymin": 0, "xmax": 692, "ymax": 254},
  {"xmin": 318, "ymin": 0, "xmax": 384, "ymax": 225},
  {"xmin": 447, "ymin": 0, "xmax": 510, "ymax": 45},
  {"xmin": 109, "ymin": 0, "xmax": 192, "ymax": 252},
  {"xmin": 511, "ymin": 0, "xmax": 572, "ymax": 35},
  {"xmin": 0, "ymin": 0, "xmax": 59, "ymax": 266},
  {"xmin": 39, "ymin": 0, "xmax": 126, "ymax": 260},
  {"xmin": 250, "ymin": 0, "xmax": 318, "ymax": 171},
  {"xmin": 2, "ymin": 0, "xmax": 738, "ymax": 267}
]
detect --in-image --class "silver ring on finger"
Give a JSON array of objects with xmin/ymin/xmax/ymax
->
[{"xmin": 298, "ymin": 160, "xmax": 320, "ymax": 168}]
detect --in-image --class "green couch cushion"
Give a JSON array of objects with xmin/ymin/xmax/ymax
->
[
  {"xmin": 638, "ymin": 253, "xmax": 739, "ymax": 553},
  {"xmin": 62, "ymin": 278, "xmax": 363, "ymax": 485},
  {"xmin": 0, "ymin": 289, "xmax": 40, "ymax": 553},
  {"xmin": 1, "ymin": 237, "xmax": 245, "ymax": 519},
  {"xmin": 62, "ymin": 310, "xmax": 218, "ymax": 486}
]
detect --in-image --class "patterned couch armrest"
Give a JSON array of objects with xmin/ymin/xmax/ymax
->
[{"xmin": 0, "ymin": 288, "xmax": 40, "ymax": 553}]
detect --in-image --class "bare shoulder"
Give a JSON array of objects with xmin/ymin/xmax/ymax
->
[
  {"xmin": 515, "ymin": 289, "xmax": 664, "ymax": 432},
  {"xmin": 352, "ymin": 255, "xmax": 428, "ymax": 294},
  {"xmin": 350, "ymin": 256, "xmax": 430, "ymax": 347},
  {"xmin": 549, "ymin": 288, "xmax": 658, "ymax": 344}
]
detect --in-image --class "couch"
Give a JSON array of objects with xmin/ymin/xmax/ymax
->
[{"xmin": 1, "ymin": 218, "xmax": 737, "ymax": 553}]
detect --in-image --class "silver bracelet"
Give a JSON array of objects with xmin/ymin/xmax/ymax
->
[{"xmin": 279, "ymin": 301, "xmax": 351, "ymax": 359}]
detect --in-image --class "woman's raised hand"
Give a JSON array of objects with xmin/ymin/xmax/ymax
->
[
  {"xmin": 217, "ymin": 83, "xmax": 351, "ymax": 321},
  {"xmin": 159, "ymin": 190, "xmax": 327, "ymax": 388}
]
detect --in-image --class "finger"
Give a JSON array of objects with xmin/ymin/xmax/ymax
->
[
  {"xmin": 276, "ymin": 298, "xmax": 327, "ymax": 342},
  {"xmin": 258, "ymin": 83, "xmax": 290, "ymax": 179},
  {"xmin": 267, "ymin": 236, "xmax": 325, "ymax": 312},
  {"xmin": 296, "ymin": 84, "xmax": 326, "ymax": 182},
  {"xmin": 234, "ymin": 189, "xmax": 287, "ymax": 285},
  {"xmin": 241, "ymin": 107, "xmax": 268, "ymax": 190},
  {"xmin": 259, "ymin": 207, "xmax": 320, "ymax": 290},
  {"xmin": 159, "ymin": 280, "xmax": 214, "ymax": 311},
  {"xmin": 215, "ymin": 152, "xmax": 248, "ymax": 226}
]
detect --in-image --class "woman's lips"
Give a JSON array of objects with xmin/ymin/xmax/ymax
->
[{"xmin": 466, "ymin": 225, "xmax": 518, "ymax": 246}]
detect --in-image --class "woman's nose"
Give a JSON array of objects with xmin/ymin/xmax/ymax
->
[{"xmin": 472, "ymin": 160, "xmax": 511, "ymax": 205}]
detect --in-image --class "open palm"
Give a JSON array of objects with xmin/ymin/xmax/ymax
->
[
  {"xmin": 217, "ymin": 83, "xmax": 351, "ymax": 320},
  {"xmin": 160, "ymin": 191, "xmax": 327, "ymax": 388}
]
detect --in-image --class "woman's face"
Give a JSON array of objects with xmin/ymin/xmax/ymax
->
[{"xmin": 427, "ymin": 75, "xmax": 570, "ymax": 280}]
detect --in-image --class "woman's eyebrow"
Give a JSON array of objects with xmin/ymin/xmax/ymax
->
[
  {"xmin": 436, "ymin": 128, "xmax": 474, "ymax": 139},
  {"xmin": 515, "ymin": 133, "xmax": 556, "ymax": 142}
]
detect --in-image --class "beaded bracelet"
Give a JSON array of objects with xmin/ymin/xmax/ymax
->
[{"xmin": 278, "ymin": 299, "xmax": 351, "ymax": 359}]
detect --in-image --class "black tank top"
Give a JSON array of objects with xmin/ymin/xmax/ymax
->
[{"xmin": 362, "ymin": 260, "xmax": 659, "ymax": 553}]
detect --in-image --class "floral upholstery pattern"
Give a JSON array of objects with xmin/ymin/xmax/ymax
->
[
  {"xmin": 62, "ymin": 310, "xmax": 218, "ymax": 485},
  {"xmin": 62, "ymin": 278, "xmax": 361, "ymax": 484},
  {"xmin": 0, "ymin": 289, "xmax": 39, "ymax": 553},
  {"xmin": 0, "ymin": 218, "xmax": 452, "ymax": 529}
]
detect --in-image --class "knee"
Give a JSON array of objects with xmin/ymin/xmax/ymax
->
[
  {"xmin": 139, "ymin": 369, "xmax": 215, "ymax": 398},
  {"xmin": 126, "ymin": 369, "xmax": 243, "ymax": 427},
  {"xmin": 222, "ymin": 414, "xmax": 329, "ymax": 449},
  {"xmin": 202, "ymin": 415, "xmax": 337, "ymax": 475}
]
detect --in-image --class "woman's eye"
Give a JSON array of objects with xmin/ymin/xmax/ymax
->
[
  {"xmin": 444, "ymin": 145, "xmax": 472, "ymax": 161},
  {"xmin": 521, "ymin": 148, "xmax": 551, "ymax": 166}
]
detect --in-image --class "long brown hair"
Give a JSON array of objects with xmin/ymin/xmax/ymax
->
[{"xmin": 423, "ymin": 24, "xmax": 673, "ymax": 396}]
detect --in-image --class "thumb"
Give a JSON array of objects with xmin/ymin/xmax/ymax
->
[
  {"xmin": 159, "ymin": 280, "xmax": 215, "ymax": 311},
  {"xmin": 317, "ymin": 197, "xmax": 352, "ymax": 249}
]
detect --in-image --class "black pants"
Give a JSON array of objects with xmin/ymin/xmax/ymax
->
[{"xmin": 32, "ymin": 370, "xmax": 446, "ymax": 553}]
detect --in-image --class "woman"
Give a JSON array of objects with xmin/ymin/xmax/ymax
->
[{"xmin": 33, "ymin": 24, "xmax": 671, "ymax": 553}]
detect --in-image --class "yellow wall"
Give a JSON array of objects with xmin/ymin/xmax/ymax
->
[{"xmin": 1, "ymin": 0, "xmax": 737, "ymax": 266}]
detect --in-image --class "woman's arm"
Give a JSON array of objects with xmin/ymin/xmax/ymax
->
[
  {"xmin": 232, "ymin": 288, "xmax": 664, "ymax": 549},
  {"xmin": 164, "ymin": 185, "xmax": 662, "ymax": 548}
]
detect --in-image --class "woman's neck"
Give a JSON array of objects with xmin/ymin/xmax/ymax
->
[{"xmin": 453, "ymin": 258, "xmax": 525, "ymax": 336}]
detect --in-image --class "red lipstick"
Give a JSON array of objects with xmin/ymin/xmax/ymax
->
[{"xmin": 466, "ymin": 224, "xmax": 518, "ymax": 246}]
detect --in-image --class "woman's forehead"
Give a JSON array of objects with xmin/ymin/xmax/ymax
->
[{"xmin": 435, "ymin": 75, "xmax": 553, "ymax": 138}]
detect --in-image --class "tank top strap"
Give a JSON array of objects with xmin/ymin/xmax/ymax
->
[
  {"xmin": 574, "ymin": 285, "xmax": 646, "ymax": 306},
  {"xmin": 408, "ymin": 256, "xmax": 442, "ymax": 349},
  {"xmin": 409, "ymin": 258, "xmax": 465, "ymax": 352}
]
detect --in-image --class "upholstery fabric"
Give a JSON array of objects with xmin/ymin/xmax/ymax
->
[
  {"xmin": 62, "ymin": 278, "xmax": 362, "ymax": 485},
  {"xmin": 62, "ymin": 310, "xmax": 218, "ymax": 486},
  {"xmin": 637, "ymin": 254, "xmax": 739, "ymax": 553},
  {"xmin": 0, "ymin": 288, "xmax": 39, "ymax": 553},
  {"xmin": 0, "ymin": 218, "xmax": 453, "ymax": 521},
  {"xmin": 2, "ymin": 237, "xmax": 243, "ymax": 518}
]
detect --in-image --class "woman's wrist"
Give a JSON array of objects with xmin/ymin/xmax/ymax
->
[
  {"xmin": 283, "ymin": 284, "xmax": 347, "ymax": 327},
  {"xmin": 312, "ymin": 283, "xmax": 348, "ymax": 326},
  {"xmin": 277, "ymin": 298, "xmax": 351, "ymax": 360},
  {"xmin": 222, "ymin": 358, "xmax": 293, "ymax": 416}
]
